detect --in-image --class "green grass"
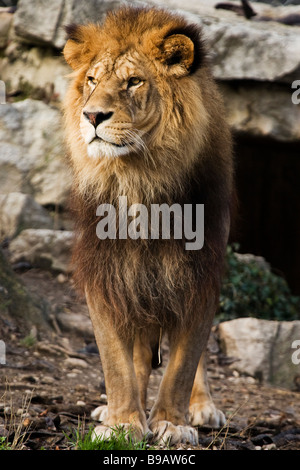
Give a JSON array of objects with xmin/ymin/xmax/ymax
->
[{"xmin": 66, "ymin": 424, "xmax": 152, "ymax": 450}]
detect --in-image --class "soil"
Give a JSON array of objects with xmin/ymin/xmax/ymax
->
[{"xmin": 1, "ymin": 268, "xmax": 300, "ymax": 451}]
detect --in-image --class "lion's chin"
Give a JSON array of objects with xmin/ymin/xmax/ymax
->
[{"xmin": 87, "ymin": 140, "xmax": 131, "ymax": 159}]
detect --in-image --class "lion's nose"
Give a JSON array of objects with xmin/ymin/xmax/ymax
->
[{"xmin": 83, "ymin": 111, "xmax": 113, "ymax": 128}]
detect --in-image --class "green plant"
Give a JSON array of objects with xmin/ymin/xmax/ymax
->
[
  {"xmin": 20, "ymin": 333, "xmax": 37, "ymax": 348},
  {"xmin": 66, "ymin": 424, "xmax": 151, "ymax": 451},
  {"xmin": 0, "ymin": 436, "xmax": 11, "ymax": 450},
  {"xmin": 218, "ymin": 245, "xmax": 300, "ymax": 322}
]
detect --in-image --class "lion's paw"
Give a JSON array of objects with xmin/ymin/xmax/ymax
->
[
  {"xmin": 189, "ymin": 401, "xmax": 226, "ymax": 428},
  {"xmin": 91, "ymin": 405, "xmax": 108, "ymax": 422},
  {"xmin": 150, "ymin": 420, "xmax": 198, "ymax": 446}
]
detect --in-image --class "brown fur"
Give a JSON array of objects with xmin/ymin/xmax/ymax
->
[{"xmin": 63, "ymin": 5, "xmax": 234, "ymax": 444}]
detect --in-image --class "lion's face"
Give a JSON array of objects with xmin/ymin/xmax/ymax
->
[
  {"xmin": 80, "ymin": 51, "xmax": 161, "ymax": 159},
  {"xmin": 63, "ymin": 7, "xmax": 206, "ymax": 162}
]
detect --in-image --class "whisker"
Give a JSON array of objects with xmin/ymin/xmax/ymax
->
[{"xmin": 123, "ymin": 128, "xmax": 157, "ymax": 169}]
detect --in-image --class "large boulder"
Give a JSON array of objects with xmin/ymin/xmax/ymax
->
[
  {"xmin": 0, "ymin": 248, "xmax": 50, "ymax": 335},
  {"xmin": 0, "ymin": 10, "xmax": 13, "ymax": 49},
  {"xmin": 0, "ymin": 192, "xmax": 53, "ymax": 241},
  {"xmin": 9, "ymin": 229, "xmax": 74, "ymax": 273},
  {"xmin": 13, "ymin": 0, "xmax": 121, "ymax": 49},
  {"xmin": 0, "ymin": 99, "xmax": 72, "ymax": 206},
  {"xmin": 220, "ymin": 82, "xmax": 300, "ymax": 142},
  {"xmin": 1, "ymin": 44, "xmax": 71, "ymax": 102},
  {"xmin": 218, "ymin": 317, "xmax": 300, "ymax": 390}
]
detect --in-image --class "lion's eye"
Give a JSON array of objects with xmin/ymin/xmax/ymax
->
[
  {"xmin": 127, "ymin": 77, "xmax": 142, "ymax": 88},
  {"xmin": 87, "ymin": 76, "xmax": 97, "ymax": 86}
]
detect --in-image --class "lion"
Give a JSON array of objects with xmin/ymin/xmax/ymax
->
[{"xmin": 63, "ymin": 5, "xmax": 234, "ymax": 446}]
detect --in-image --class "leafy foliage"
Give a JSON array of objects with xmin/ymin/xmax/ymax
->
[
  {"xmin": 218, "ymin": 245, "xmax": 300, "ymax": 322},
  {"xmin": 0, "ymin": 436, "xmax": 11, "ymax": 450}
]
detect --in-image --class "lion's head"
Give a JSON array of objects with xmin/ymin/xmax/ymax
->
[{"xmin": 62, "ymin": 6, "xmax": 225, "ymax": 199}]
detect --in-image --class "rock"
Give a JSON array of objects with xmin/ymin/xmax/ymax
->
[
  {"xmin": 8, "ymin": 229, "xmax": 73, "ymax": 273},
  {"xmin": 11, "ymin": 0, "xmax": 300, "ymax": 83},
  {"xmin": 0, "ymin": 99, "xmax": 71, "ymax": 206},
  {"xmin": 220, "ymin": 82, "xmax": 300, "ymax": 142},
  {"xmin": 218, "ymin": 317, "xmax": 300, "ymax": 390},
  {"xmin": 1, "ymin": 43, "xmax": 71, "ymax": 101},
  {"xmin": 0, "ymin": 11, "xmax": 13, "ymax": 49},
  {"xmin": 64, "ymin": 357, "xmax": 88, "ymax": 369},
  {"xmin": 234, "ymin": 253, "xmax": 270, "ymax": 271},
  {"xmin": 14, "ymin": 0, "xmax": 66, "ymax": 48},
  {"xmin": 56, "ymin": 312, "xmax": 94, "ymax": 338},
  {"xmin": 0, "ymin": 192, "xmax": 53, "ymax": 241},
  {"xmin": 14, "ymin": 0, "xmax": 121, "ymax": 49},
  {"xmin": 76, "ymin": 400, "xmax": 86, "ymax": 406},
  {"xmin": 0, "ymin": 248, "xmax": 50, "ymax": 332},
  {"xmin": 199, "ymin": 12, "xmax": 300, "ymax": 83}
]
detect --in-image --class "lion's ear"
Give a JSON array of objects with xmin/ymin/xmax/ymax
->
[
  {"xmin": 63, "ymin": 24, "xmax": 84, "ymax": 69},
  {"xmin": 160, "ymin": 34, "xmax": 194, "ymax": 77},
  {"xmin": 63, "ymin": 24, "xmax": 97, "ymax": 70}
]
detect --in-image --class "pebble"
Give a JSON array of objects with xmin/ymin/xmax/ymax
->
[
  {"xmin": 76, "ymin": 400, "xmax": 86, "ymax": 406},
  {"xmin": 66, "ymin": 372, "xmax": 78, "ymax": 379},
  {"xmin": 16, "ymin": 409, "xmax": 30, "ymax": 418},
  {"xmin": 263, "ymin": 443, "xmax": 276, "ymax": 450},
  {"xmin": 41, "ymin": 376, "xmax": 55, "ymax": 384},
  {"xmin": 57, "ymin": 273, "xmax": 67, "ymax": 283},
  {"xmin": 246, "ymin": 376, "xmax": 256, "ymax": 384},
  {"xmin": 64, "ymin": 357, "xmax": 88, "ymax": 369}
]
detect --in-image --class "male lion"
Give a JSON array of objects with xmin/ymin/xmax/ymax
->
[{"xmin": 63, "ymin": 5, "xmax": 234, "ymax": 445}]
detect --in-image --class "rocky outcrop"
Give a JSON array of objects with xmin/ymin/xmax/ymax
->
[
  {"xmin": 0, "ymin": 10, "xmax": 13, "ymax": 49},
  {"xmin": 220, "ymin": 81, "xmax": 300, "ymax": 142},
  {"xmin": 1, "ymin": 0, "xmax": 298, "ymax": 143},
  {"xmin": 0, "ymin": 249, "xmax": 50, "ymax": 333},
  {"xmin": 10, "ymin": 0, "xmax": 300, "ymax": 83},
  {"xmin": 0, "ymin": 99, "xmax": 72, "ymax": 206},
  {"xmin": 218, "ymin": 317, "xmax": 300, "ymax": 390},
  {"xmin": 0, "ymin": 192, "xmax": 53, "ymax": 241},
  {"xmin": 9, "ymin": 229, "xmax": 74, "ymax": 273},
  {"xmin": 13, "ymin": 0, "xmax": 121, "ymax": 49}
]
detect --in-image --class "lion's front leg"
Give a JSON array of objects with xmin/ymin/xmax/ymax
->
[
  {"xmin": 189, "ymin": 352, "xmax": 226, "ymax": 428},
  {"xmin": 148, "ymin": 321, "xmax": 212, "ymax": 446},
  {"xmin": 86, "ymin": 292, "xmax": 150, "ymax": 442},
  {"xmin": 133, "ymin": 326, "xmax": 161, "ymax": 411}
]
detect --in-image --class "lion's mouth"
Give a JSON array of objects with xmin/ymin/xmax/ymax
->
[{"xmin": 90, "ymin": 136, "xmax": 133, "ymax": 148}]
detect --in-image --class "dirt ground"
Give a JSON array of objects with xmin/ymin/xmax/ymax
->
[{"xmin": 1, "ymin": 269, "xmax": 300, "ymax": 450}]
